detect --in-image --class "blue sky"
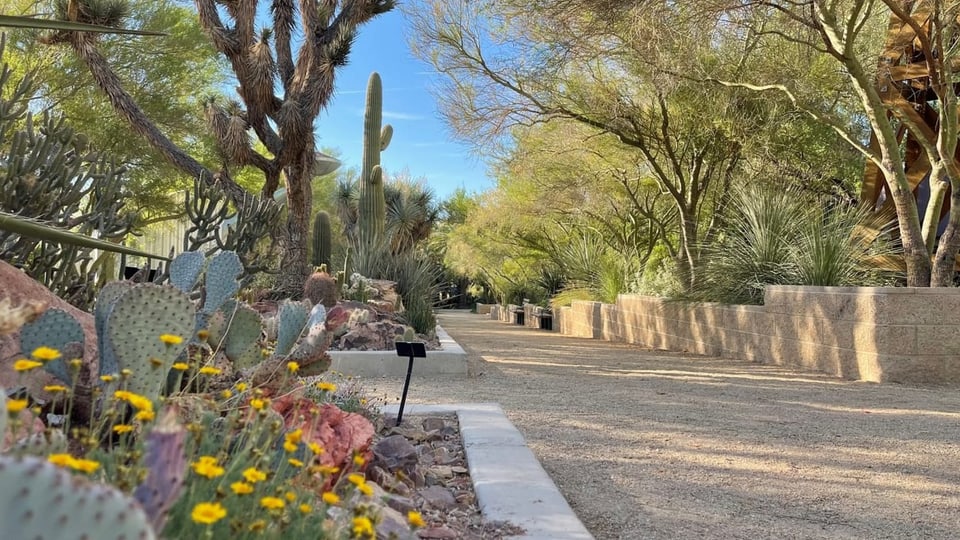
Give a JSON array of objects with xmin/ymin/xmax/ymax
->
[{"xmin": 309, "ymin": 7, "xmax": 493, "ymax": 200}]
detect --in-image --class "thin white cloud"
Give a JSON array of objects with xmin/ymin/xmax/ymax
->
[{"xmin": 382, "ymin": 110, "xmax": 424, "ymax": 121}]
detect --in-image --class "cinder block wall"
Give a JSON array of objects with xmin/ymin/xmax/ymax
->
[{"xmin": 488, "ymin": 286, "xmax": 960, "ymax": 385}]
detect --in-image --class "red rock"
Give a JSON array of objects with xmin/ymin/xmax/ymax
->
[
  {"xmin": 271, "ymin": 397, "xmax": 374, "ymax": 489},
  {"xmin": 0, "ymin": 261, "xmax": 98, "ymax": 400}
]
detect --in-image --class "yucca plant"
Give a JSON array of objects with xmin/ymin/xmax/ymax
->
[{"xmin": 689, "ymin": 186, "xmax": 901, "ymax": 305}]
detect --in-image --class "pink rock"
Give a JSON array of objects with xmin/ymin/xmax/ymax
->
[
  {"xmin": 271, "ymin": 397, "xmax": 374, "ymax": 489},
  {"xmin": 0, "ymin": 261, "xmax": 98, "ymax": 400}
]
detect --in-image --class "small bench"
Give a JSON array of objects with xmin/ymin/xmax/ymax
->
[{"xmin": 530, "ymin": 309, "xmax": 553, "ymax": 331}]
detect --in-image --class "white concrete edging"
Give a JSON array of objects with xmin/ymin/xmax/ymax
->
[
  {"xmin": 382, "ymin": 403, "xmax": 594, "ymax": 540},
  {"xmin": 327, "ymin": 325, "xmax": 467, "ymax": 377}
]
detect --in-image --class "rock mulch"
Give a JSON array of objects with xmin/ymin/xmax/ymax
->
[{"xmin": 365, "ymin": 414, "xmax": 524, "ymax": 539}]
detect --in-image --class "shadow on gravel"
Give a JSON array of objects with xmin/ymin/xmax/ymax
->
[{"xmin": 395, "ymin": 311, "xmax": 960, "ymax": 540}]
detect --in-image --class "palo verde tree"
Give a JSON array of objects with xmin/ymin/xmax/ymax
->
[
  {"xmin": 41, "ymin": 0, "xmax": 393, "ymax": 294},
  {"xmin": 408, "ymin": 0, "xmax": 805, "ymax": 291}
]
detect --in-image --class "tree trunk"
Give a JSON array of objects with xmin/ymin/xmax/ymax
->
[
  {"xmin": 931, "ymin": 185, "xmax": 960, "ymax": 285},
  {"xmin": 274, "ymin": 152, "xmax": 314, "ymax": 297}
]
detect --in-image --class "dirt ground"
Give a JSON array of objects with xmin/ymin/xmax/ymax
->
[{"xmin": 364, "ymin": 310, "xmax": 960, "ymax": 540}]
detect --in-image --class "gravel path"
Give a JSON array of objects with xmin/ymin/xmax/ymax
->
[{"xmin": 364, "ymin": 310, "xmax": 960, "ymax": 540}]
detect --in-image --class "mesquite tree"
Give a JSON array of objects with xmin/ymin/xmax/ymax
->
[{"xmin": 43, "ymin": 0, "xmax": 393, "ymax": 294}]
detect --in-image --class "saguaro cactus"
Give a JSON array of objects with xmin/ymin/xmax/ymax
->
[
  {"xmin": 311, "ymin": 211, "xmax": 332, "ymax": 267},
  {"xmin": 358, "ymin": 72, "xmax": 393, "ymax": 247}
]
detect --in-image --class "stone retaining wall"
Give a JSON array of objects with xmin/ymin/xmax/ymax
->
[{"xmin": 492, "ymin": 286, "xmax": 960, "ymax": 385}]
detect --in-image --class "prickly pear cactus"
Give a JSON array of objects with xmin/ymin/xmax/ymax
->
[
  {"xmin": 133, "ymin": 409, "xmax": 186, "ymax": 532},
  {"xmin": 168, "ymin": 251, "xmax": 205, "ymax": 293},
  {"xmin": 219, "ymin": 300, "xmax": 262, "ymax": 370},
  {"xmin": 202, "ymin": 251, "xmax": 243, "ymax": 315},
  {"xmin": 18, "ymin": 308, "xmax": 83, "ymax": 384},
  {"xmin": 0, "ymin": 455, "xmax": 157, "ymax": 540},
  {"xmin": 275, "ymin": 300, "xmax": 309, "ymax": 358},
  {"xmin": 106, "ymin": 284, "xmax": 195, "ymax": 399},
  {"xmin": 95, "ymin": 281, "xmax": 134, "ymax": 378}
]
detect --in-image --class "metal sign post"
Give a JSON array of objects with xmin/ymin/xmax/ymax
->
[{"xmin": 394, "ymin": 341, "xmax": 426, "ymax": 426}]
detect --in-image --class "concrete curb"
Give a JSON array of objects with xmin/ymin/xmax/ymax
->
[
  {"xmin": 382, "ymin": 403, "xmax": 594, "ymax": 540},
  {"xmin": 328, "ymin": 325, "xmax": 468, "ymax": 377}
]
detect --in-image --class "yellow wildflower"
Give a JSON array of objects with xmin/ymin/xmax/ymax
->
[
  {"xmin": 191, "ymin": 502, "xmax": 226, "ymax": 525},
  {"xmin": 198, "ymin": 366, "xmax": 221, "ymax": 376},
  {"xmin": 283, "ymin": 440, "xmax": 297, "ymax": 453},
  {"xmin": 311, "ymin": 465, "xmax": 340, "ymax": 475},
  {"xmin": 114, "ymin": 391, "xmax": 153, "ymax": 412},
  {"xmin": 13, "ymin": 359, "xmax": 42, "ymax": 372},
  {"xmin": 171, "ymin": 362, "xmax": 189, "ymax": 371},
  {"xmin": 235, "ymin": 382, "xmax": 248, "ymax": 392},
  {"xmin": 121, "ymin": 368, "xmax": 132, "ymax": 377},
  {"xmin": 99, "ymin": 374, "xmax": 115, "ymax": 382},
  {"xmin": 260, "ymin": 496, "xmax": 285, "ymax": 510},
  {"xmin": 159, "ymin": 334, "xmax": 183, "ymax": 346},
  {"xmin": 352, "ymin": 516, "xmax": 375, "ymax": 538},
  {"xmin": 357, "ymin": 483, "xmax": 373, "ymax": 497},
  {"xmin": 31, "ymin": 346, "xmax": 61, "ymax": 361},
  {"xmin": 113, "ymin": 424, "xmax": 134, "ymax": 434},
  {"xmin": 286, "ymin": 428, "xmax": 303, "ymax": 444},
  {"xmin": 248, "ymin": 520, "xmax": 266, "ymax": 532},
  {"xmin": 243, "ymin": 467, "xmax": 267, "ymax": 483},
  {"xmin": 321, "ymin": 492, "xmax": 340, "ymax": 505},
  {"xmin": 135, "ymin": 410, "xmax": 155, "ymax": 422},
  {"xmin": 220, "ymin": 390, "xmax": 233, "ymax": 399},
  {"xmin": 196, "ymin": 329, "xmax": 210, "ymax": 341},
  {"xmin": 71, "ymin": 458, "xmax": 100, "ymax": 474},
  {"xmin": 286, "ymin": 361, "xmax": 299, "ymax": 373},
  {"xmin": 316, "ymin": 381, "xmax": 336, "ymax": 392},
  {"xmin": 6, "ymin": 398, "xmax": 28, "ymax": 413},
  {"xmin": 308, "ymin": 442, "xmax": 323, "ymax": 455},
  {"xmin": 230, "ymin": 481, "xmax": 254, "ymax": 495},
  {"xmin": 299, "ymin": 503, "xmax": 311, "ymax": 514},
  {"xmin": 408, "ymin": 511, "xmax": 425, "ymax": 528},
  {"xmin": 288, "ymin": 458, "xmax": 304, "ymax": 468},
  {"xmin": 69, "ymin": 359, "xmax": 82, "ymax": 369},
  {"xmin": 191, "ymin": 456, "xmax": 225, "ymax": 479},
  {"xmin": 249, "ymin": 398, "xmax": 266, "ymax": 411},
  {"xmin": 47, "ymin": 454, "xmax": 74, "ymax": 468},
  {"xmin": 284, "ymin": 491, "xmax": 297, "ymax": 502},
  {"xmin": 353, "ymin": 454, "xmax": 365, "ymax": 467},
  {"xmin": 43, "ymin": 385, "xmax": 68, "ymax": 393},
  {"xmin": 347, "ymin": 473, "xmax": 365, "ymax": 486},
  {"xmin": 47, "ymin": 453, "xmax": 99, "ymax": 473}
]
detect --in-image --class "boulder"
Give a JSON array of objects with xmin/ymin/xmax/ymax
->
[
  {"xmin": 271, "ymin": 396, "xmax": 374, "ymax": 489},
  {"xmin": 337, "ymin": 320, "xmax": 406, "ymax": 351},
  {"xmin": 0, "ymin": 261, "xmax": 98, "ymax": 401}
]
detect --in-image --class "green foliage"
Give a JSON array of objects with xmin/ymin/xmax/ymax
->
[
  {"xmin": 5, "ymin": 0, "xmax": 228, "ymax": 220},
  {"xmin": 0, "ymin": 36, "xmax": 160, "ymax": 307},
  {"xmin": 352, "ymin": 240, "xmax": 440, "ymax": 334},
  {"xmin": 689, "ymin": 187, "xmax": 900, "ymax": 305}
]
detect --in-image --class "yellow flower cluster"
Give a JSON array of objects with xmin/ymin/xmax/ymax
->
[
  {"xmin": 191, "ymin": 456, "xmax": 225, "ymax": 479},
  {"xmin": 243, "ymin": 467, "xmax": 267, "ymax": 483},
  {"xmin": 260, "ymin": 496, "xmax": 285, "ymax": 511},
  {"xmin": 287, "ymin": 361, "xmax": 299, "ymax": 373},
  {"xmin": 283, "ymin": 428, "xmax": 303, "ymax": 453},
  {"xmin": 47, "ymin": 453, "xmax": 99, "ymax": 473},
  {"xmin": 352, "ymin": 516, "xmax": 375, "ymax": 538},
  {"xmin": 114, "ymin": 390, "xmax": 155, "ymax": 422},
  {"xmin": 316, "ymin": 381, "xmax": 337, "ymax": 392},
  {"xmin": 347, "ymin": 473, "xmax": 373, "ymax": 497},
  {"xmin": 407, "ymin": 511, "xmax": 425, "ymax": 528}
]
